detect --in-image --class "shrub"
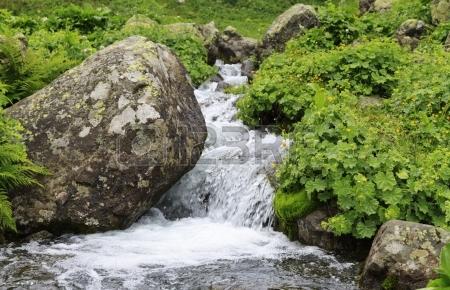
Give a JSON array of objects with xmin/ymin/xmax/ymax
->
[
  {"xmin": 45, "ymin": 4, "xmax": 112, "ymax": 34},
  {"xmin": 387, "ymin": 49, "xmax": 450, "ymax": 149},
  {"xmin": 0, "ymin": 33, "xmax": 80, "ymax": 103},
  {"xmin": 276, "ymin": 93, "xmax": 450, "ymax": 238},
  {"xmin": 0, "ymin": 83, "xmax": 47, "ymax": 232},
  {"xmin": 238, "ymin": 39, "xmax": 407, "ymax": 127}
]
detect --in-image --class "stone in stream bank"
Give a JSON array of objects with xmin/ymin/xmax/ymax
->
[
  {"xmin": 5, "ymin": 36, "xmax": 207, "ymax": 239},
  {"xmin": 360, "ymin": 220, "xmax": 450, "ymax": 290}
]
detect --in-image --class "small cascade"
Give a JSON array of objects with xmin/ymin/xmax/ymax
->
[
  {"xmin": 0, "ymin": 61, "xmax": 358, "ymax": 290},
  {"xmin": 158, "ymin": 61, "xmax": 282, "ymax": 228}
]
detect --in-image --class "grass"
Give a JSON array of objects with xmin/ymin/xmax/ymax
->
[{"xmin": 0, "ymin": 0, "xmax": 357, "ymax": 38}]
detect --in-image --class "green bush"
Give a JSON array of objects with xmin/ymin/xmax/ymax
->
[
  {"xmin": 45, "ymin": 4, "xmax": 112, "ymax": 34},
  {"xmin": 238, "ymin": 39, "xmax": 407, "ymax": 127},
  {"xmin": 276, "ymin": 94, "xmax": 450, "ymax": 238},
  {"xmin": 0, "ymin": 83, "xmax": 47, "ymax": 232}
]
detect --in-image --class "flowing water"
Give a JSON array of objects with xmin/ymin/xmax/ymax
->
[{"xmin": 0, "ymin": 62, "xmax": 359, "ymax": 290}]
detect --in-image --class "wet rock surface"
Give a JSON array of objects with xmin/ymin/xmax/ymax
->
[
  {"xmin": 360, "ymin": 220, "xmax": 450, "ymax": 290},
  {"xmin": 6, "ymin": 36, "xmax": 207, "ymax": 237},
  {"xmin": 297, "ymin": 206, "xmax": 371, "ymax": 260}
]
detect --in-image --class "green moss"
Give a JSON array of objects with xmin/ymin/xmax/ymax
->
[
  {"xmin": 382, "ymin": 275, "xmax": 398, "ymax": 290},
  {"xmin": 274, "ymin": 190, "xmax": 319, "ymax": 239}
]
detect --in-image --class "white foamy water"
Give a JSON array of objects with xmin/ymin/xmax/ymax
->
[{"xmin": 0, "ymin": 61, "xmax": 357, "ymax": 290}]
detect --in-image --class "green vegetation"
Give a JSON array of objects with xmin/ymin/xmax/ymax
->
[
  {"xmin": 238, "ymin": 1, "xmax": 450, "ymax": 239},
  {"xmin": 0, "ymin": 85, "xmax": 47, "ymax": 232},
  {"xmin": 421, "ymin": 244, "xmax": 450, "ymax": 289},
  {"xmin": 0, "ymin": 0, "xmax": 335, "ymax": 38}
]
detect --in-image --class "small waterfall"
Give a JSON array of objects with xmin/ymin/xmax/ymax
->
[
  {"xmin": 158, "ymin": 61, "xmax": 283, "ymax": 228},
  {"xmin": 0, "ymin": 61, "xmax": 358, "ymax": 290}
]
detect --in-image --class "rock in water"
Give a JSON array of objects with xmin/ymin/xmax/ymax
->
[
  {"xmin": 6, "ymin": 36, "xmax": 207, "ymax": 236},
  {"xmin": 262, "ymin": 4, "xmax": 319, "ymax": 53},
  {"xmin": 360, "ymin": 220, "xmax": 450, "ymax": 290}
]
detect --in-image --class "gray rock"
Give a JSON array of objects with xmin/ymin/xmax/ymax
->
[
  {"xmin": 241, "ymin": 59, "xmax": 256, "ymax": 79},
  {"xmin": 6, "ymin": 36, "xmax": 207, "ymax": 236},
  {"xmin": 360, "ymin": 0, "xmax": 375, "ymax": 14},
  {"xmin": 297, "ymin": 206, "xmax": 371, "ymax": 260},
  {"xmin": 24, "ymin": 230, "xmax": 54, "ymax": 242},
  {"xmin": 360, "ymin": 220, "xmax": 450, "ymax": 290},
  {"xmin": 396, "ymin": 19, "xmax": 426, "ymax": 50},
  {"xmin": 209, "ymin": 26, "xmax": 258, "ymax": 64},
  {"xmin": 431, "ymin": 0, "xmax": 450, "ymax": 24},
  {"xmin": 358, "ymin": 96, "xmax": 384, "ymax": 108},
  {"xmin": 164, "ymin": 21, "xmax": 219, "ymax": 47},
  {"xmin": 359, "ymin": 0, "xmax": 393, "ymax": 13},
  {"xmin": 262, "ymin": 4, "xmax": 319, "ymax": 53},
  {"xmin": 123, "ymin": 14, "xmax": 157, "ymax": 30}
]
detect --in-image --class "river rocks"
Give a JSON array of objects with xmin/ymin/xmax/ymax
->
[
  {"xmin": 262, "ymin": 4, "xmax": 319, "ymax": 53},
  {"xmin": 297, "ymin": 206, "xmax": 371, "ymax": 260},
  {"xmin": 6, "ymin": 36, "xmax": 207, "ymax": 236},
  {"xmin": 359, "ymin": 0, "xmax": 393, "ymax": 13},
  {"xmin": 209, "ymin": 26, "xmax": 258, "ymax": 64},
  {"xmin": 396, "ymin": 19, "xmax": 426, "ymax": 50},
  {"xmin": 431, "ymin": 0, "xmax": 450, "ymax": 24},
  {"xmin": 360, "ymin": 220, "xmax": 450, "ymax": 290}
]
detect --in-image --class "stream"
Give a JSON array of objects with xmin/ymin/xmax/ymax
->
[{"xmin": 0, "ymin": 62, "xmax": 359, "ymax": 290}]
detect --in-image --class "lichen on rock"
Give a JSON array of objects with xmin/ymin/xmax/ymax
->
[{"xmin": 6, "ymin": 36, "xmax": 207, "ymax": 237}]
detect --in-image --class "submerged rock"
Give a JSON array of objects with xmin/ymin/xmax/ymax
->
[
  {"xmin": 6, "ymin": 36, "xmax": 206, "ymax": 237},
  {"xmin": 360, "ymin": 220, "xmax": 450, "ymax": 290},
  {"xmin": 262, "ymin": 4, "xmax": 319, "ymax": 53},
  {"xmin": 297, "ymin": 206, "xmax": 371, "ymax": 260},
  {"xmin": 396, "ymin": 19, "xmax": 426, "ymax": 50}
]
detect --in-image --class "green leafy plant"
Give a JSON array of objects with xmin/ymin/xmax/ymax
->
[
  {"xmin": 238, "ymin": 39, "xmax": 407, "ymax": 127},
  {"xmin": 420, "ymin": 244, "xmax": 450, "ymax": 290},
  {"xmin": 0, "ymin": 84, "xmax": 48, "ymax": 232}
]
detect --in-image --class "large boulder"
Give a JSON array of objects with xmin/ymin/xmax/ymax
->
[
  {"xmin": 209, "ymin": 26, "xmax": 258, "ymax": 64},
  {"xmin": 6, "ymin": 36, "xmax": 207, "ymax": 236},
  {"xmin": 297, "ymin": 206, "xmax": 371, "ymax": 260},
  {"xmin": 360, "ymin": 220, "xmax": 450, "ymax": 290},
  {"xmin": 431, "ymin": 0, "xmax": 450, "ymax": 24},
  {"xmin": 396, "ymin": 19, "xmax": 426, "ymax": 50},
  {"xmin": 262, "ymin": 4, "xmax": 319, "ymax": 53}
]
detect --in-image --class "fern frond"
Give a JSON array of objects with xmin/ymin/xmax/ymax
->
[{"xmin": 0, "ymin": 190, "xmax": 16, "ymax": 232}]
